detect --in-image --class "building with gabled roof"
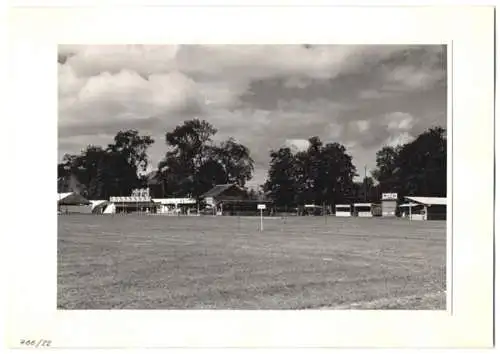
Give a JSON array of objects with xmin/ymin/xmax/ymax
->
[
  {"xmin": 57, "ymin": 192, "xmax": 91, "ymax": 214},
  {"xmin": 201, "ymin": 184, "xmax": 272, "ymax": 216},
  {"xmin": 402, "ymin": 196, "xmax": 447, "ymax": 220},
  {"xmin": 201, "ymin": 184, "xmax": 247, "ymax": 207}
]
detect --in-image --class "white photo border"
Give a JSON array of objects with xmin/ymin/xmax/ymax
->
[{"xmin": 6, "ymin": 5, "xmax": 494, "ymax": 348}]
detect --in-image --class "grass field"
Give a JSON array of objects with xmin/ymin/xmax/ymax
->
[{"xmin": 58, "ymin": 215, "xmax": 446, "ymax": 310}]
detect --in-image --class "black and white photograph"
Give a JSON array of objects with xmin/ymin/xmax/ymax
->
[
  {"xmin": 57, "ymin": 44, "xmax": 448, "ymax": 310},
  {"xmin": 7, "ymin": 5, "xmax": 494, "ymax": 349}
]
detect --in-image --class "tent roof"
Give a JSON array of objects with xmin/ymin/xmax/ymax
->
[
  {"xmin": 201, "ymin": 184, "xmax": 243, "ymax": 198},
  {"xmin": 90, "ymin": 200, "xmax": 108, "ymax": 209},
  {"xmin": 153, "ymin": 198, "xmax": 197, "ymax": 204},
  {"xmin": 109, "ymin": 196, "xmax": 154, "ymax": 203},
  {"xmin": 354, "ymin": 203, "xmax": 372, "ymax": 207},
  {"xmin": 90, "ymin": 200, "xmax": 110, "ymax": 212},
  {"xmin": 399, "ymin": 203, "xmax": 420, "ymax": 207},
  {"xmin": 58, "ymin": 192, "xmax": 90, "ymax": 205},
  {"xmin": 404, "ymin": 196, "xmax": 447, "ymax": 206}
]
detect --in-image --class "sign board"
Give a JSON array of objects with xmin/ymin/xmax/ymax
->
[
  {"xmin": 381, "ymin": 193, "xmax": 398, "ymax": 201},
  {"xmin": 132, "ymin": 188, "xmax": 150, "ymax": 198},
  {"xmin": 257, "ymin": 204, "xmax": 266, "ymax": 210}
]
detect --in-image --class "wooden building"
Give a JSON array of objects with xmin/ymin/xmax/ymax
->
[{"xmin": 201, "ymin": 184, "xmax": 271, "ymax": 216}]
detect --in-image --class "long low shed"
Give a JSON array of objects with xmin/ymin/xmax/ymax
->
[
  {"xmin": 153, "ymin": 198, "xmax": 197, "ymax": 214},
  {"xmin": 403, "ymin": 196, "xmax": 447, "ymax": 220},
  {"xmin": 108, "ymin": 196, "xmax": 158, "ymax": 213}
]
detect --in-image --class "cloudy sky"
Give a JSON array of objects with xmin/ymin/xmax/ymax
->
[{"xmin": 58, "ymin": 45, "xmax": 447, "ymax": 187}]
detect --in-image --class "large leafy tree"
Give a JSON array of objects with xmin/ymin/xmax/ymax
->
[
  {"xmin": 263, "ymin": 147, "xmax": 299, "ymax": 206},
  {"xmin": 371, "ymin": 126, "xmax": 447, "ymax": 198},
  {"xmin": 214, "ymin": 138, "xmax": 254, "ymax": 186},
  {"xmin": 57, "ymin": 130, "xmax": 155, "ymax": 199},
  {"xmin": 395, "ymin": 127, "xmax": 446, "ymax": 197},
  {"xmin": 371, "ymin": 145, "xmax": 401, "ymax": 194},
  {"xmin": 156, "ymin": 119, "xmax": 254, "ymax": 198},
  {"xmin": 318, "ymin": 141, "xmax": 357, "ymax": 205},
  {"xmin": 264, "ymin": 137, "xmax": 357, "ymax": 206},
  {"xmin": 108, "ymin": 130, "xmax": 155, "ymax": 173},
  {"xmin": 353, "ymin": 176, "xmax": 379, "ymax": 203}
]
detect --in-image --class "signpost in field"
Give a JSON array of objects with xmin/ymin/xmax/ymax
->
[{"xmin": 257, "ymin": 204, "xmax": 266, "ymax": 232}]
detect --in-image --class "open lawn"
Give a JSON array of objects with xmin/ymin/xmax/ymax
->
[{"xmin": 58, "ymin": 215, "xmax": 446, "ymax": 309}]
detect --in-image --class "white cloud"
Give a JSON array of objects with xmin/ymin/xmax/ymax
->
[
  {"xmin": 385, "ymin": 132, "xmax": 414, "ymax": 147},
  {"xmin": 60, "ymin": 45, "xmax": 179, "ymax": 77},
  {"xmin": 356, "ymin": 120, "xmax": 370, "ymax": 133},
  {"xmin": 59, "ymin": 69, "xmax": 204, "ymax": 126},
  {"xmin": 285, "ymin": 139, "xmax": 310, "ymax": 152},
  {"xmin": 326, "ymin": 122, "xmax": 343, "ymax": 140},
  {"xmin": 386, "ymin": 65, "xmax": 444, "ymax": 91},
  {"xmin": 385, "ymin": 112, "xmax": 415, "ymax": 131}
]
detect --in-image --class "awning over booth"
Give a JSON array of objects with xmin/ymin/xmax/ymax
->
[{"xmin": 404, "ymin": 196, "xmax": 446, "ymax": 206}]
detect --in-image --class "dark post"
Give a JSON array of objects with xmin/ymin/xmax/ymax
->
[{"xmin": 364, "ymin": 165, "xmax": 367, "ymax": 202}]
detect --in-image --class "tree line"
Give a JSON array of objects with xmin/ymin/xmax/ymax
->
[
  {"xmin": 58, "ymin": 119, "xmax": 255, "ymax": 200},
  {"xmin": 58, "ymin": 119, "xmax": 446, "ymax": 204},
  {"xmin": 264, "ymin": 126, "xmax": 446, "ymax": 206}
]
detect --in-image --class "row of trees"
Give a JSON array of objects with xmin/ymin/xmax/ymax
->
[
  {"xmin": 263, "ymin": 137, "xmax": 358, "ymax": 206},
  {"xmin": 58, "ymin": 119, "xmax": 447, "ymax": 204},
  {"xmin": 371, "ymin": 127, "xmax": 447, "ymax": 198},
  {"xmin": 263, "ymin": 126, "xmax": 446, "ymax": 205},
  {"xmin": 58, "ymin": 130, "xmax": 155, "ymax": 200},
  {"xmin": 58, "ymin": 120, "xmax": 255, "ymax": 200}
]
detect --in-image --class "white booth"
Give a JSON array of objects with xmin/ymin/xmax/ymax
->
[
  {"xmin": 153, "ymin": 198, "xmax": 197, "ymax": 215},
  {"xmin": 399, "ymin": 202, "xmax": 425, "ymax": 220},
  {"xmin": 381, "ymin": 192, "xmax": 398, "ymax": 217},
  {"xmin": 335, "ymin": 204, "xmax": 352, "ymax": 217},
  {"xmin": 354, "ymin": 203, "xmax": 373, "ymax": 217}
]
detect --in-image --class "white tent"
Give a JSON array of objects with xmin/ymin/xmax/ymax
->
[{"xmin": 57, "ymin": 192, "xmax": 90, "ymax": 205}]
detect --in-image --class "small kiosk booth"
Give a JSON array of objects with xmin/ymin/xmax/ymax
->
[
  {"xmin": 398, "ymin": 202, "xmax": 425, "ymax": 220},
  {"xmin": 353, "ymin": 203, "xmax": 373, "ymax": 217},
  {"xmin": 401, "ymin": 196, "xmax": 447, "ymax": 220},
  {"xmin": 381, "ymin": 193, "xmax": 398, "ymax": 217},
  {"xmin": 304, "ymin": 204, "xmax": 324, "ymax": 216},
  {"xmin": 335, "ymin": 204, "xmax": 352, "ymax": 217}
]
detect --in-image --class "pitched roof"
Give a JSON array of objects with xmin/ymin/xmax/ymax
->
[
  {"xmin": 399, "ymin": 203, "xmax": 419, "ymax": 207},
  {"xmin": 58, "ymin": 192, "xmax": 72, "ymax": 201},
  {"xmin": 58, "ymin": 192, "xmax": 90, "ymax": 205},
  {"xmin": 109, "ymin": 196, "xmax": 153, "ymax": 203},
  {"xmin": 201, "ymin": 184, "xmax": 242, "ymax": 198},
  {"xmin": 404, "ymin": 196, "xmax": 447, "ymax": 206},
  {"xmin": 354, "ymin": 203, "xmax": 373, "ymax": 207}
]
